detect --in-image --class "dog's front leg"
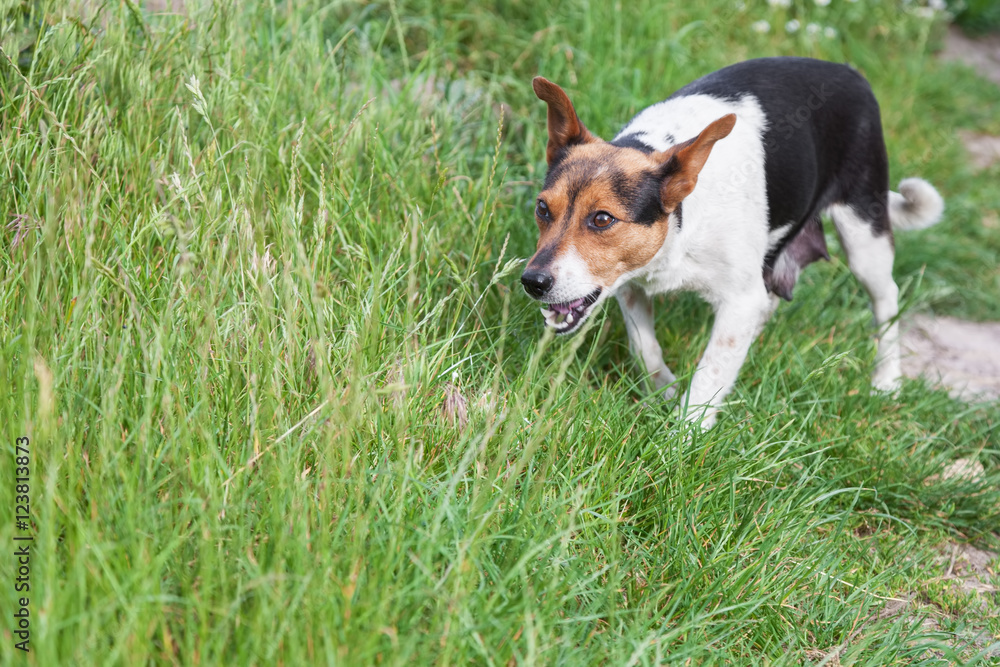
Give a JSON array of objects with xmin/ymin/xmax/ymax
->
[
  {"xmin": 617, "ymin": 284, "xmax": 678, "ymax": 399},
  {"xmin": 683, "ymin": 286, "xmax": 771, "ymax": 429}
]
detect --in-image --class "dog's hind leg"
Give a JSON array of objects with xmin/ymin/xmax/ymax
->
[
  {"xmin": 828, "ymin": 202, "xmax": 901, "ymax": 392},
  {"xmin": 617, "ymin": 284, "xmax": 678, "ymax": 399}
]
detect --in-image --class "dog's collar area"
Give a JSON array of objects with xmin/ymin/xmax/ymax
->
[{"xmin": 540, "ymin": 288, "xmax": 602, "ymax": 334}]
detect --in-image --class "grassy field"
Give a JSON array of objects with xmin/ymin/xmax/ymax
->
[{"xmin": 2, "ymin": 0, "xmax": 1000, "ymax": 664}]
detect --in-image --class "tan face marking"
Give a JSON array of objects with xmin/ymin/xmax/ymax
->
[
  {"xmin": 526, "ymin": 113, "xmax": 736, "ymax": 292},
  {"xmin": 528, "ymin": 142, "xmax": 675, "ymax": 288},
  {"xmin": 526, "ymin": 76, "xmax": 735, "ymax": 334}
]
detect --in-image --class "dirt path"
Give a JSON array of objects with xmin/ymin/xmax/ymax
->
[
  {"xmin": 902, "ymin": 316, "xmax": 1000, "ymax": 401},
  {"xmin": 901, "ymin": 28, "xmax": 1000, "ymax": 403},
  {"xmin": 939, "ymin": 25, "xmax": 1000, "ymax": 85}
]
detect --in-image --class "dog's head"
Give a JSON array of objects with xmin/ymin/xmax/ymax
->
[{"xmin": 522, "ymin": 77, "xmax": 735, "ymax": 334}]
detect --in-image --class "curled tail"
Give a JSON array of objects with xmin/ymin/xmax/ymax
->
[{"xmin": 888, "ymin": 177, "xmax": 944, "ymax": 231}]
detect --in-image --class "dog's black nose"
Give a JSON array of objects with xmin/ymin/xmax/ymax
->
[{"xmin": 521, "ymin": 269, "xmax": 553, "ymax": 298}]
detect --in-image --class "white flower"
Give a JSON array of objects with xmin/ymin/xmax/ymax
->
[
  {"xmin": 785, "ymin": 19, "xmax": 801, "ymax": 33},
  {"xmin": 824, "ymin": 26, "xmax": 838, "ymax": 38},
  {"xmin": 928, "ymin": 0, "xmax": 947, "ymax": 10},
  {"xmin": 767, "ymin": 0, "xmax": 792, "ymax": 7},
  {"xmin": 814, "ymin": 0, "xmax": 831, "ymax": 6},
  {"xmin": 752, "ymin": 19, "xmax": 772, "ymax": 33},
  {"xmin": 806, "ymin": 22, "xmax": 822, "ymax": 35}
]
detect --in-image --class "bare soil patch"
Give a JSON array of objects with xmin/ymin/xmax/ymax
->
[
  {"xmin": 959, "ymin": 130, "xmax": 1000, "ymax": 170},
  {"xmin": 939, "ymin": 26, "xmax": 1000, "ymax": 169},
  {"xmin": 940, "ymin": 25, "xmax": 1000, "ymax": 86},
  {"xmin": 902, "ymin": 315, "xmax": 1000, "ymax": 402}
]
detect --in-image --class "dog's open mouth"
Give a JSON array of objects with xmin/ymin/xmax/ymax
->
[{"xmin": 540, "ymin": 288, "xmax": 602, "ymax": 334}]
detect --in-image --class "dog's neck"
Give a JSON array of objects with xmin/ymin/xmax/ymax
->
[{"xmin": 613, "ymin": 208, "xmax": 688, "ymax": 296}]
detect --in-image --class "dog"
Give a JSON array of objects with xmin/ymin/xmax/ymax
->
[{"xmin": 521, "ymin": 57, "xmax": 944, "ymax": 429}]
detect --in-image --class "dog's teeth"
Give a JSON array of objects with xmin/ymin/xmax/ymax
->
[
  {"xmin": 540, "ymin": 307, "xmax": 549, "ymax": 317},
  {"xmin": 566, "ymin": 312, "xmax": 575, "ymax": 324}
]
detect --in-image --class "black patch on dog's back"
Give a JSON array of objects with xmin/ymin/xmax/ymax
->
[{"xmin": 665, "ymin": 57, "xmax": 890, "ymax": 247}]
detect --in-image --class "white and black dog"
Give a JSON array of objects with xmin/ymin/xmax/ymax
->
[{"xmin": 521, "ymin": 57, "xmax": 943, "ymax": 428}]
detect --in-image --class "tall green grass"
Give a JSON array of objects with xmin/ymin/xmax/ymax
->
[{"xmin": 1, "ymin": 0, "xmax": 998, "ymax": 664}]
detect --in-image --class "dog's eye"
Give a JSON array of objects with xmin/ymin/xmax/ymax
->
[
  {"xmin": 535, "ymin": 200, "xmax": 550, "ymax": 219},
  {"xmin": 592, "ymin": 211, "xmax": 616, "ymax": 229}
]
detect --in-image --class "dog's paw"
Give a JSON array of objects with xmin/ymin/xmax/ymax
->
[
  {"xmin": 870, "ymin": 372, "xmax": 902, "ymax": 396},
  {"xmin": 677, "ymin": 397, "xmax": 718, "ymax": 430},
  {"xmin": 638, "ymin": 384, "xmax": 678, "ymax": 412},
  {"xmin": 693, "ymin": 409, "xmax": 718, "ymax": 431},
  {"xmin": 657, "ymin": 383, "xmax": 679, "ymax": 402}
]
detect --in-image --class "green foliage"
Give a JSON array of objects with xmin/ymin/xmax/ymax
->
[
  {"xmin": 950, "ymin": 0, "xmax": 1000, "ymax": 34},
  {"xmin": 1, "ymin": 0, "xmax": 998, "ymax": 664}
]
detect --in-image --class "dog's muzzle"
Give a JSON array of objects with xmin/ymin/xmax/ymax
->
[{"xmin": 534, "ymin": 287, "xmax": 602, "ymax": 335}]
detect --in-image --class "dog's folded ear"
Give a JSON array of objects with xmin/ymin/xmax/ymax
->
[
  {"xmin": 533, "ymin": 77, "xmax": 599, "ymax": 165},
  {"xmin": 653, "ymin": 114, "xmax": 736, "ymax": 210}
]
